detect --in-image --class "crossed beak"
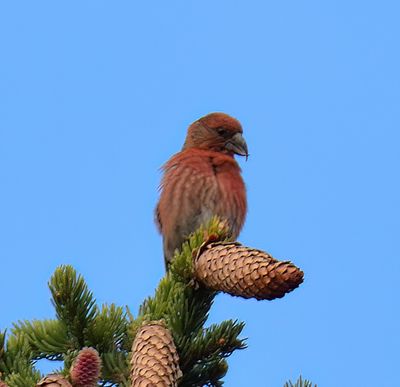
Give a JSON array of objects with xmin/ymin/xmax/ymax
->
[{"xmin": 225, "ymin": 132, "xmax": 249, "ymax": 160}]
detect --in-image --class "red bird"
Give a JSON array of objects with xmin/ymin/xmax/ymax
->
[{"xmin": 156, "ymin": 112, "xmax": 248, "ymax": 268}]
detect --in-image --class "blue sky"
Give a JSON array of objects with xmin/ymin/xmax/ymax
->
[{"xmin": 1, "ymin": 1, "xmax": 399, "ymax": 386}]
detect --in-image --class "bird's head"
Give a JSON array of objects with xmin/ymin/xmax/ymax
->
[{"xmin": 183, "ymin": 112, "xmax": 249, "ymax": 159}]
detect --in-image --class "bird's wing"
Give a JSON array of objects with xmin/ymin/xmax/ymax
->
[
  {"xmin": 154, "ymin": 203, "xmax": 162, "ymax": 233},
  {"xmin": 157, "ymin": 154, "xmax": 218, "ymax": 263}
]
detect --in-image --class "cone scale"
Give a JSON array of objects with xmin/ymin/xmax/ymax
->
[
  {"xmin": 130, "ymin": 321, "xmax": 182, "ymax": 387},
  {"xmin": 194, "ymin": 242, "xmax": 304, "ymax": 300},
  {"xmin": 36, "ymin": 374, "xmax": 72, "ymax": 387},
  {"xmin": 70, "ymin": 347, "xmax": 102, "ymax": 387}
]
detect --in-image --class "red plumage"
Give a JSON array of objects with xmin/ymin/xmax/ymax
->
[{"xmin": 156, "ymin": 112, "xmax": 248, "ymax": 268}]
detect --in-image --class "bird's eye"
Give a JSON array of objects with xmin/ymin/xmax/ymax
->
[{"xmin": 216, "ymin": 127, "xmax": 229, "ymax": 136}]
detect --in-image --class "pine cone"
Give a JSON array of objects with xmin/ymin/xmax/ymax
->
[
  {"xmin": 130, "ymin": 321, "xmax": 182, "ymax": 387},
  {"xmin": 36, "ymin": 374, "xmax": 72, "ymax": 387},
  {"xmin": 194, "ymin": 242, "xmax": 304, "ymax": 300},
  {"xmin": 70, "ymin": 347, "xmax": 102, "ymax": 387}
]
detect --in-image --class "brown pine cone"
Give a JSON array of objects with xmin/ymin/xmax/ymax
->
[
  {"xmin": 36, "ymin": 374, "xmax": 72, "ymax": 387},
  {"xmin": 70, "ymin": 347, "xmax": 102, "ymax": 387},
  {"xmin": 194, "ymin": 242, "xmax": 304, "ymax": 300},
  {"xmin": 130, "ymin": 321, "xmax": 182, "ymax": 387}
]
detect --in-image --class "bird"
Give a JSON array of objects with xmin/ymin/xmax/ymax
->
[{"xmin": 155, "ymin": 112, "xmax": 248, "ymax": 268}]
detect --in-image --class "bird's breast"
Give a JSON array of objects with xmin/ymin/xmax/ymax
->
[
  {"xmin": 159, "ymin": 149, "xmax": 247, "ymax": 242},
  {"xmin": 206, "ymin": 155, "xmax": 247, "ymax": 238}
]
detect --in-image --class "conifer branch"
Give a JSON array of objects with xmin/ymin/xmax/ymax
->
[
  {"xmin": 284, "ymin": 375, "xmax": 317, "ymax": 387},
  {"xmin": 0, "ymin": 218, "xmax": 310, "ymax": 386},
  {"xmin": 0, "ymin": 330, "xmax": 41, "ymax": 386},
  {"xmin": 12, "ymin": 320, "xmax": 69, "ymax": 360},
  {"xmin": 48, "ymin": 266, "xmax": 97, "ymax": 348}
]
